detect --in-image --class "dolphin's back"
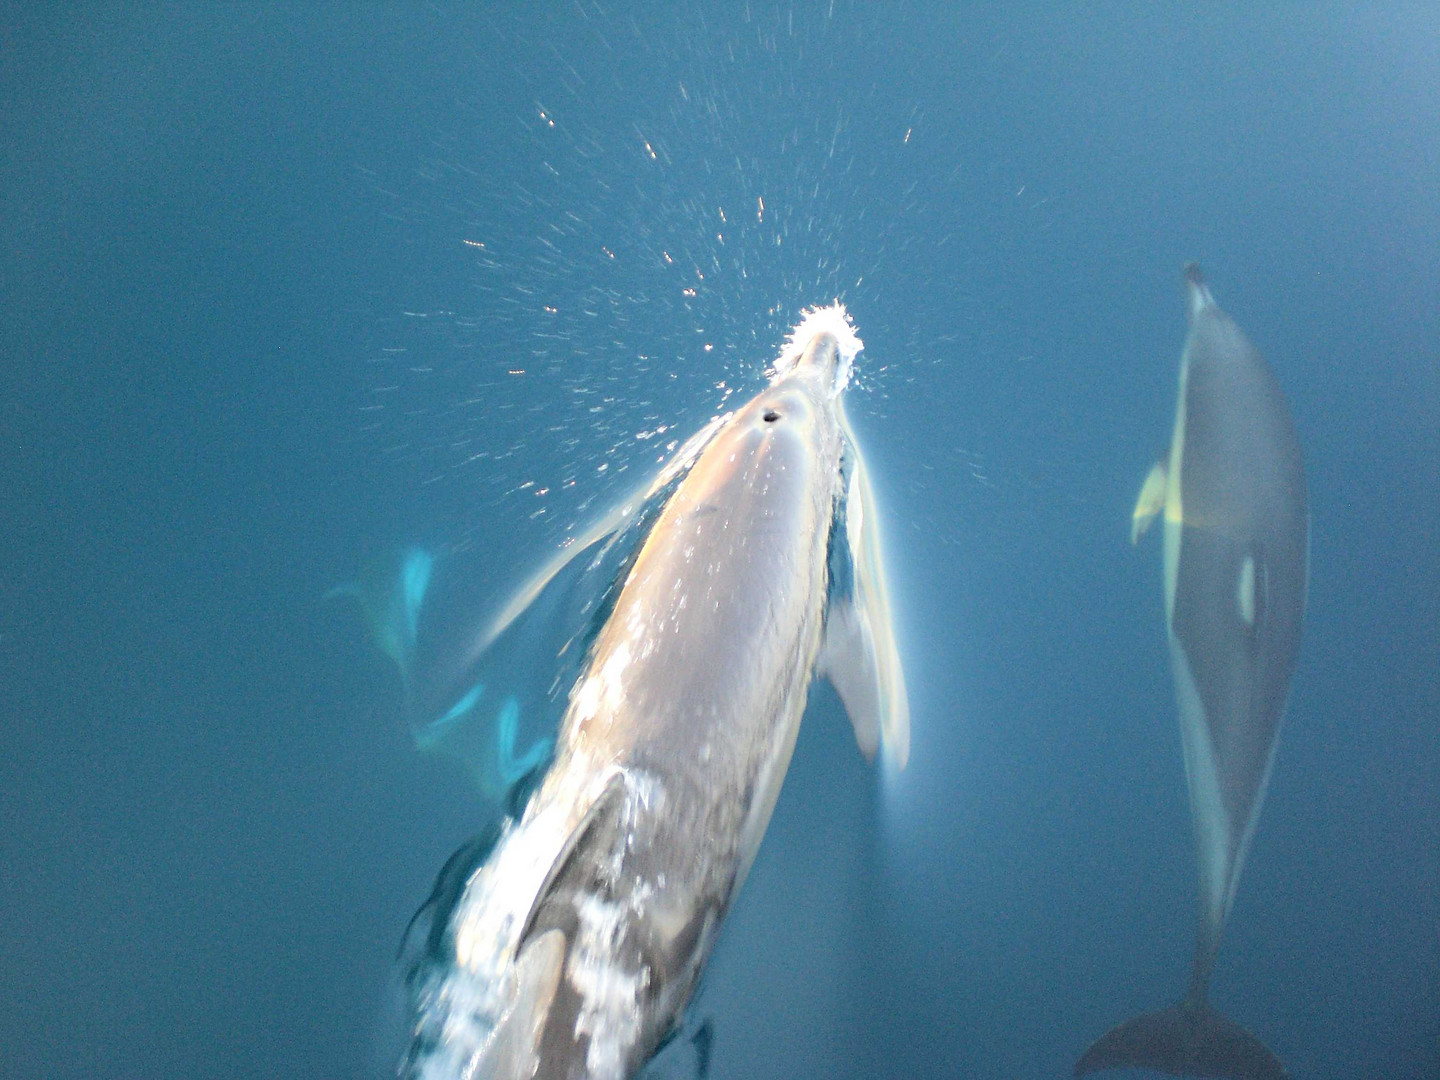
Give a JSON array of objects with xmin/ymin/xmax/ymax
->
[
  {"xmin": 1173, "ymin": 291, "xmax": 1308, "ymax": 892},
  {"xmin": 559, "ymin": 370, "xmax": 843, "ymax": 898}
]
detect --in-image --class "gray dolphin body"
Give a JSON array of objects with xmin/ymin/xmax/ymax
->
[
  {"xmin": 1078, "ymin": 266, "xmax": 1307, "ymax": 1080},
  {"xmin": 400, "ymin": 308, "xmax": 908, "ymax": 1080}
]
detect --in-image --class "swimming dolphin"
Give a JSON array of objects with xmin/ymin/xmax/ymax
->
[
  {"xmin": 1078, "ymin": 266, "xmax": 1307, "ymax": 1080},
  {"xmin": 399, "ymin": 304, "xmax": 909, "ymax": 1080},
  {"xmin": 327, "ymin": 547, "xmax": 555, "ymax": 807}
]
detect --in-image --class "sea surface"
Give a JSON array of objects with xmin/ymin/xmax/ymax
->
[{"xmin": 2, "ymin": 4, "xmax": 1436, "ymax": 1078}]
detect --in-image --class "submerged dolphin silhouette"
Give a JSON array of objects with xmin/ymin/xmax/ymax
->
[
  {"xmin": 400, "ymin": 304, "xmax": 909, "ymax": 1080},
  {"xmin": 1079, "ymin": 266, "xmax": 1307, "ymax": 1080}
]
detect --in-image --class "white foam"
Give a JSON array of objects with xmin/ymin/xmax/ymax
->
[
  {"xmin": 569, "ymin": 892, "xmax": 646, "ymax": 1080},
  {"xmin": 772, "ymin": 302, "xmax": 863, "ymax": 392}
]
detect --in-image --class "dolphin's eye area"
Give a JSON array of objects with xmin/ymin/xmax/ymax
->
[{"xmin": 762, "ymin": 410, "xmax": 780, "ymax": 423}]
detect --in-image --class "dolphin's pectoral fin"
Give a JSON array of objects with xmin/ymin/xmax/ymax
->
[
  {"xmin": 1132, "ymin": 461, "xmax": 1168, "ymax": 544},
  {"xmin": 1074, "ymin": 998, "xmax": 1287, "ymax": 1080},
  {"xmin": 819, "ymin": 590, "xmax": 882, "ymax": 761},
  {"xmin": 445, "ymin": 694, "xmax": 553, "ymax": 814},
  {"xmin": 818, "ymin": 466, "xmax": 882, "ymax": 762},
  {"xmin": 410, "ymin": 683, "xmax": 551, "ymax": 806},
  {"xmin": 822, "ymin": 410, "xmax": 910, "ymax": 769},
  {"xmin": 819, "ymin": 448, "xmax": 877, "ymax": 760}
]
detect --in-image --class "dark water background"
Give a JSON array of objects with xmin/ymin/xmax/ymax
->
[{"xmin": 3, "ymin": 3, "xmax": 1436, "ymax": 1078}]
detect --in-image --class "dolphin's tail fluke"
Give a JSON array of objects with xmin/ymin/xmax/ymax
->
[{"xmin": 1075, "ymin": 998, "xmax": 1287, "ymax": 1080}]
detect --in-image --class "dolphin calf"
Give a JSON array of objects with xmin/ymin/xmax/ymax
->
[
  {"xmin": 1078, "ymin": 266, "xmax": 1307, "ymax": 1080},
  {"xmin": 398, "ymin": 304, "xmax": 909, "ymax": 1080}
]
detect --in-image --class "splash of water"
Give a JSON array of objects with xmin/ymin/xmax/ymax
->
[{"xmin": 772, "ymin": 301, "xmax": 864, "ymax": 393}]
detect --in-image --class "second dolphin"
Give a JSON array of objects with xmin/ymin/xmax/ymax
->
[{"xmin": 1078, "ymin": 266, "xmax": 1308, "ymax": 1080}]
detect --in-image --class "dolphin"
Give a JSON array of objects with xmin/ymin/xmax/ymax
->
[
  {"xmin": 398, "ymin": 304, "xmax": 909, "ymax": 1080},
  {"xmin": 328, "ymin": 547, "xmax": 554, "ymax": 807},
  {"xmin": 1078, "ymin": 265, "xmax": 1307, "ymax": 1080}
]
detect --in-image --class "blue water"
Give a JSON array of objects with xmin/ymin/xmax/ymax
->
[{"xmin": 3, "ymin": 4, "xmax": 1436, "ymax": 1078}]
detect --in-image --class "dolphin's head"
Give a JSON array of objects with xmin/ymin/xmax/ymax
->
[
  {"xmin": 790, "ymin": 330, "xmax": 842, "ymax": 384},
  {"xmin": 771, "ymin": 302, "xmax": 863, "ymax": 396},
  {"xmin": 1184, "ymin": 261, "xmax": 1218, "ymax": 323},
  {"xmin": 690, "ymin": 304, "xmax": 863, "ymax": 501}
]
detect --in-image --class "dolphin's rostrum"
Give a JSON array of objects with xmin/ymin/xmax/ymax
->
[
  {"xmin": 399, "ymin": 304, "xmax": 909, "ymax": 1080},
  {"xmin": 1079, "ymin": 266, "xmax": 1308, "ymax": 1080}
]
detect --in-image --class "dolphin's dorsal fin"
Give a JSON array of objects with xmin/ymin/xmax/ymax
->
[
  {"xmin": 1132, "ymin": 460, "xmax": 1168, "ymax": 544},
  {"xmin": 516, "ymin": 771, "xmax": 628, "ymax": 952},
  {"xmin": 819, "ymin": 407, "xmax": 910, "ymax": 770}
]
